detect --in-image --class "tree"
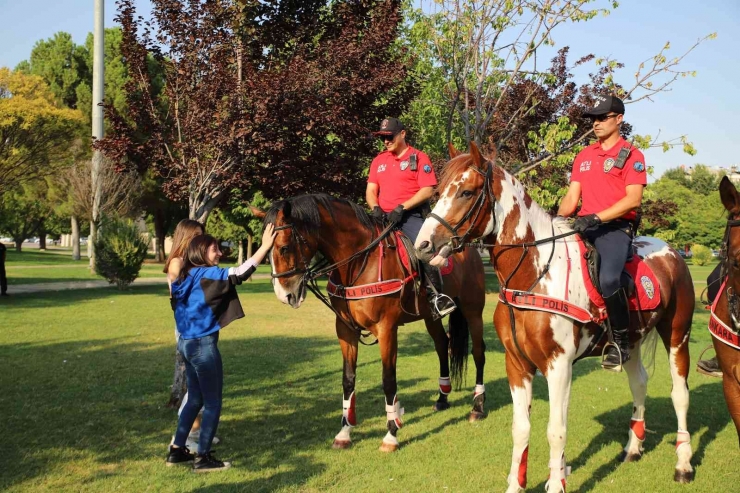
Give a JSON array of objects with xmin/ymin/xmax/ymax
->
[
  {"xmin": 98, "ymin": 0, "xmax": 416, "ymax": 224},
  {"xmin": 0, "ymin": 69, "xmax": 83, "ymax": 196},
  {"xmin": 0, "ymin": 185, "xmax": 46, "ymax": 252},
  {"xmin": 15, "ymin": 32, "xmax": 89, "ymax": 109},
  {"xmin": 685, "ymin": 164, "xmax": 718, "ymax": 196}
]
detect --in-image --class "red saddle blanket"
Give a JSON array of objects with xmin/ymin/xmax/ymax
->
[{"xmin": 576, "ymin": 236, "xmax": 661, "ymax": 312}]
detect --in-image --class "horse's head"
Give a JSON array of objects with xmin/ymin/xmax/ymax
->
[
  {"xmin": 415, "ymin": 142, "xmax": 498, "ymax": 258},
  {"xmin": 266, "ymin": 200, "xmax": 318, "ymax": 308},
  {"xmin": 719, "ymin": 176, "xmax": 740, "ymax": 325}
]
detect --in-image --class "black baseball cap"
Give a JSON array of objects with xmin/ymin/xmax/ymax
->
[
  {"xmin": 583, "ymin": 95, "xmax": 625, "ymax": 117},
  {"xmin": 373, "ymin": 117, "xmax": 405, "ymax": 136}
]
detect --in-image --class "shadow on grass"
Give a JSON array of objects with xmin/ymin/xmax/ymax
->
[
  {"xmin": 0, "ymin": 284, "xmax": 171, "ymax": 308},
  {"xmin": 527, "ymin": 380, "xmax": 730, "ymax": 492}
]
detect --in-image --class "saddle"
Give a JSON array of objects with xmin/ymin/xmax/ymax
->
[{"xmin": 576, "ymin": 236, "xmax": 661, "ymax": 313}]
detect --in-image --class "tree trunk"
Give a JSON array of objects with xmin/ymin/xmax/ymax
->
[
  {"xmin": 71, "ymin": 216, "xmax": 81, "ymax": 260},
  {"xmin": 247, "ymin": 233, "xmax": 253, "ymax": 259},
  {"xmin": 237, "ymin": 239, "xmax": 245, "ymax": 264},
  {"xmin": 38, "ymin": 221, "xmax": 47, "ymax": 251},
  {"xmin": 153, "ymin": 210, "xmax": 166, "ymax": 262},
  {"xmin": 88, "ymin": 220, "xmax": 96, "ymax": 269},
  {"xmin": 14, "ymin": 238, "xmax": 22, "ymax": 253}
]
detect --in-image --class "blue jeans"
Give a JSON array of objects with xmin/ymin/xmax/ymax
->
[{"xmin": 174, "ymin": 332, "xmax": 223, "ymax": 455}]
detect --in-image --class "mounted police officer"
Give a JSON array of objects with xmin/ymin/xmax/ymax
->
[
  {"xmin": 557, "ymin": 96, "xmax": 647, "ymax": 371},
  {"xmin": 366, "ymin": 117, "xmax": 456, "ymax": 318}
]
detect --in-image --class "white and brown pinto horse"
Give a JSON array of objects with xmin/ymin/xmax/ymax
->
[
  {"xmin": 709, "ymin": 176, "xmax": 740, "ymax": 444},
  {"xmin": 414, "ymin": 143, "xmax": 695, "ymax": 492}
]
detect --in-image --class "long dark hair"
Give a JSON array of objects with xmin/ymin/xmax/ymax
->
[
  {"xmin": 164, "ymin": 219, "xmax": 204, "ymax": 274},
  {"xmin": 178, "ymin": 234, "xmax": 219, "ymax": 282}
]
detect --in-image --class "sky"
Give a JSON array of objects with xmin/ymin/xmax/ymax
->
[{"xmin": 1, "ymin": 0, "xmax": 738, "ymax": 179}]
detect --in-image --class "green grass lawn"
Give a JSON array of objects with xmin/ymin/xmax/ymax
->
[
  {"xmin": 4, "ymin": 248, "xmax": 273, "ymax": 285},
  {"xmin": 0, "ymin": 266, "xmax": 737, "ymax": 492}
]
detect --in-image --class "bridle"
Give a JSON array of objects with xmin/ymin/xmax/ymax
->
[
  {"xmin": 270, "ymin": 224, "xmax": 315, "ymax": 279},
  {"xmin": 429, "ymin": 162, "xmax": 497, "ymax": 253},
  {"xmin": 719, "ymin": 218, "xmax": 740, "ymax": 326}
]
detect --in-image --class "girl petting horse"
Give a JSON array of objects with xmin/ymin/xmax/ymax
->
[
  {"xmin": 415, "ymin": 143, "xmax": 695, "ymax": 492},
  {"xmin": 264, "ymin": 194, "xmax": 487, "ymax": 451}
]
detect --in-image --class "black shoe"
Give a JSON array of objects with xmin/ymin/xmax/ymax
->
[
  {"xmin": 697, "ymin": 356, "xmax": 722, "ymax": 378},
  {"xmin": 193, "ymin": 451, "xmax": 231, "ymax": 473},
  {"xmin": 601, "ymin": 344, "xmax": 629, "ymax": 372},
  {"xmin": 166, "ymin": 445, "xmax": 194, "ymax": 467}
]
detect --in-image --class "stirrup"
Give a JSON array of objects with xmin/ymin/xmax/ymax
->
[
  {"xmin": 601, "ymin": 341, "xmax": 624, "ymax": 373},
  {"xmin": 433, "ymin": 293, "xmax": 456, "ymax": 318}
]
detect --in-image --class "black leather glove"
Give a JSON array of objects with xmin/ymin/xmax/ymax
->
[
  {"xmin": 372, "ymin": 206, "xmax": 384, "ymax": 221},
  {"xmin": 387, "ymin": 205, "xmax": 405, "ymax": 225},
  {"xmin": 572, "ymin": 213, "xmax": 601, "ymax": 233}
]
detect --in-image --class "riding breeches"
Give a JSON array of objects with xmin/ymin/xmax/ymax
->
[{"xmin": 583, "ymin": 221, "xmax": 633, "ymax": 298}]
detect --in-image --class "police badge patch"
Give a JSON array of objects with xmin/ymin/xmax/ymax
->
[
  {"xmin": 400, "ymin": 160, "xmax": 409, "ymax": 171},
  {"xmin": 603, "ymin": 158, "xmax": 615, "ymax": 173},
  {"xmin": 633, "ymin": 161, "xmax": 645, "ymax": 172},
  {"xmin": 423, "ymin": 164, "xmax": 432, "ymax": 173},
  {"xmin": 640, "ymin": 275, "xmax": 655, "ymax": 300}
]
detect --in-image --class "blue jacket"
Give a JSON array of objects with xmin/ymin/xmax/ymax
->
[{"xmin": 171, "ymin": 266, "xmax": 245, "ymax": 339}]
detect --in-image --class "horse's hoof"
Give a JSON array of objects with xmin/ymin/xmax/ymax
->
[
  {"xmin": 332, "ymin": 439, "xmax": 352, "ymax": 450},
  {"xmin": 674, "ymin": 469, "xmax": 694, "ymax": 483},
  {"xmin": 433, "ymin": 401, "xmax": 451, "ymax": 412},
  {"xmin": 468, "ymin": 411, "xmax": 487, "ymax": 422},
  {"xmin": 622, "ymin": 452, "xmax": 642, "ymax": 463},
  {"xmin": 379, "ymin": 441, "xmax": 399, "ymax": 453}
]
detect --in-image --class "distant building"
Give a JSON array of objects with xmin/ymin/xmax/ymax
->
[{"xmin": 679, "ymin": 164, "xmax": 740, "ymax": 184}]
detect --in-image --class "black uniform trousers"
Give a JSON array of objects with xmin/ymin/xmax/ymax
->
[{"xmin": 582, "ymin": 220, "xmax": 633, "ymax": 297}]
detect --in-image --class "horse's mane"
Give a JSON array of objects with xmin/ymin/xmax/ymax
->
[{"xmin": 264, "ymin": 194, "xmax": 375, "ymax": 235}]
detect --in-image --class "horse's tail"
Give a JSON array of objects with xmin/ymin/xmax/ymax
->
[
  {"xmin": 640, "ymin": 327, "xmax": 660, "ymax": 377},
  {"xmin": 448, "ymin": 297, "xmax": 469, "ymax": 391}
]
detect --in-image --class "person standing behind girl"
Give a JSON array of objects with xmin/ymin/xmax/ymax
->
[
  {"xmin": 164, "ymin": 219, "xmax": 205, "ymax": 448},
  {"xmin": 165, "ymin": 224, "xmax": 276, "ymax": 472}
]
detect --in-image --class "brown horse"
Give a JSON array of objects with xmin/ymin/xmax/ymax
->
[
  {"xmin": 709, "ymin": 176, "xmax": 740, "ymax": 445},
  {"xmin": 414, "ymin": 143, "xmax": 695, "ymax": 491},
  {"xmin": 264, "ymin": 194, "xmax": 487, "ymax": 451}
]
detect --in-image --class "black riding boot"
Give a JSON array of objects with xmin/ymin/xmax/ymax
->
[
  {"xmin": 420, "ymin": 261, "xmax": 456, "ymax": 318},
  {"xmin": 602, "ymin": 288, "xmax": 631, "ymax": 372}
]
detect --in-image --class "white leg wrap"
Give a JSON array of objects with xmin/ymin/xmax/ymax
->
[
  {"xmin": 385, "ymin": 397, "xmax": 405, "ymax": 428},
  {"xmin": 382, "ymin": 430, "xmax": 399, "ymax": 446},
  {"xmin": 334, "ymin": 425, "xmax": 352, "ymax": 443},
  {"xmin": 474, "ymin": 384, "xmax": 485, "ymax": 398},
  {"xmin": 439, "ymin": 377, "xmax": 452, "ymax": 395},
  {"xmin": 341, "ymin": 391, "xmax": 356, "ymax": 427}
]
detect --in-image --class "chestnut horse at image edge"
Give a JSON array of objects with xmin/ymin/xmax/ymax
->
[
  {"xmin": 706, "ymin": 176, "xmax": 740, "ymax": 445},
  {"xmin": 415, "ymin": 143, "xmax": 695, "ymax": 492},
  {"xmin": 258, "ymin": 194, "xmax": 487, "ymax": 451}
]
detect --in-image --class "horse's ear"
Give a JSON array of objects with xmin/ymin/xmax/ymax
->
[
  {"xmin": 720, "ymin": 176, "xmax": 740, "ymax": 214},
  {"xmin": 469, "ymin": 141, "xmax": 485, "ymax": 169},
  {"xmin": 448, "ymin": 142, "xmax": 462, "ymax": 158},
  {"xmin": 249, "ymin": 205, "xmax": 266, "ymax": 219}
]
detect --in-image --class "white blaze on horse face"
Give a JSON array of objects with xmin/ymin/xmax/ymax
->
[
  {"xmin": 415, "ymin": 172, "xmax": 466, "ymax": 250},
  {"xmin": 271, "ymin": 249, "xmax": 305, "ymax": 307}
]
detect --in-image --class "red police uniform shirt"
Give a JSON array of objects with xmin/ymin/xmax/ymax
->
[
  {"xmin": 368, "ymin": 146, "xmax": 437, "ymax": 212},
  {"xmin": 570, "ymin": 137, "xmax": 647, "ymax": 221}
]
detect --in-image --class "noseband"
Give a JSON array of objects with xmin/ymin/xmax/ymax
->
[{"xmin": 429, "ymin": 163, "xmax": 496, "ymax": 252}]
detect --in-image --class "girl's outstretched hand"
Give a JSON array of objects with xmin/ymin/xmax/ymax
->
[{"xmin": 262, "ymin": 223, "xmax": 277, "ymax": 250}]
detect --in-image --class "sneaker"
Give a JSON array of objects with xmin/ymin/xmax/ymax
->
[
  {"xmin": 166, "ymin": 445, "xmax": 194, "ymax": 467},
  {"xmin": 193, "ymin": 451, "xmax": 231, "ymax": 473},
  {"xmin": 697, "ymin": 356, "xmax": 722, "ymax": 378}
]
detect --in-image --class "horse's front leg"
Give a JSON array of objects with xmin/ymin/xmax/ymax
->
[
  {"xmin": 378, "ymin": 323, "xmax": 403, "ymax": 452},
  {"xmin": 622, "ymin": 342, "xmax": 647, "ymax": 462},
  {"xmin": 544, "ymin": 354, "xmax": 573, "ymax": 493},
  {"xmin": 424, "ymin": 317, "xmax": 451, "ymax": 411},
  {"xmin": 505, "ymin": 352, "xmax": 535, "ymax": 493},
  {"xmin": 333, "ymin": 317, "xmax": 359, "ymax": 449}
]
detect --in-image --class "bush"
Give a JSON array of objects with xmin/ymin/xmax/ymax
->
[
  {"xmin": 691, "ymin": 244, "xmax": 713, "ymax": 266},
  {"xmin": 94, "ymin": 219, "xmax": 149, "ymax": 289}
]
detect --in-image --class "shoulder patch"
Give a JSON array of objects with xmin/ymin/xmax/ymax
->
[
  {"xmin": 633, "ymin": 161, "xmax": 645, "ymax": 172},
  {"xmin": 423, "ymin": 164, "xmax": 432, "ymax": 173}
]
